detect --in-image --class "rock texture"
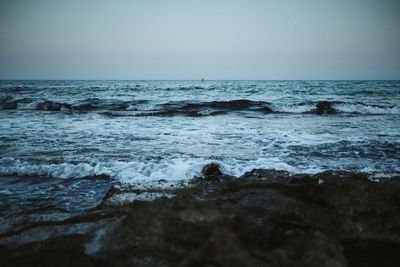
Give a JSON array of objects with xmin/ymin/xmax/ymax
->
[{"xmin": 1, "ymin": 169, "xmax": 400, "ymax": 267}]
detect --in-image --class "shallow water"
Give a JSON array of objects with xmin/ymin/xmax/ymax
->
[{"xmin": 0, "ymin": 80, "xmax": 399, "ymax": 212}]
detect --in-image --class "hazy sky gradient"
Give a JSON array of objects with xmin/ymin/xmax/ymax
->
[{"xmin": 0, "ymin": 0, "xmax": 399, "ymax": 79}]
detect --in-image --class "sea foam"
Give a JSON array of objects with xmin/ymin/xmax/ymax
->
[{"xmin": 0, "ymin": 157, "xmax": 320, "ymax": 184}]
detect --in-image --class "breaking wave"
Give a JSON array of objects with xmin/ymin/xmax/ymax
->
[
  {"xmin": 1, "ymin": 96, "xmax": 399, "ymax": 116},
  {"xmin": 0, "ymin": 97, "xmax": 149, "ymax": 112},
  {"xmin": 0, "ymin": 157, "xmax": 316, "ymax": 183},
  {"xmin": 270, "ymin": 101, "xmax": 400, "ymax": 115},
  {"xmin": 103, "ymin": 100, "xmax": 400, "ymax": 117},
  {"xmin": 1, "ymin": 156, "xmax": 399, "ymax": 184}
]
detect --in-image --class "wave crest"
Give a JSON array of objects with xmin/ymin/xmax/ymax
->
[
  {"xmin": 2, "ymin": 97, "xmax": 399, "ymax": 116},
  {"xmin": 0, "ymin": 157, "xmax": 299, "ymax": 183}
]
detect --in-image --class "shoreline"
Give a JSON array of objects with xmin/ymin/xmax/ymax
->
[{"xmin": 1, "ymin": 167, "xmax": 400, "ymax": 266}]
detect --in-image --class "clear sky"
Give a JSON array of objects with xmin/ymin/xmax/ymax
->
[{"xmin": 0, "ymin": 0, "xmax": 399, "ymax": 80}]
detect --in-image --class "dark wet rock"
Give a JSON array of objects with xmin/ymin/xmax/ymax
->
[
  {"xmin": 201, "ymin": 163, "xmax": 222, "ymax": 180},
  {"xmin": 240, "ymin": 169, "xmax": 291, "ymax": 180},
  {"xmin": 0, "ymin": 235, "xmax": 97, "ymax": 267},
  {"xmin": 1, "ymin": 170, "xmax": 400, "ymax": 266},
  {"xmin": 2, "ymin": 102, "xmax": 17, "ymax": 110},
  {"xmin": 314, "ymin": 101, "xmax": 337, "ymax": 115}
]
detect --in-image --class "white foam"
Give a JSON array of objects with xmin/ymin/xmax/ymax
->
[
  {"xmin": 270, "ymin": 102, "xmax": 400, "ymax": 115},
  {"xmin": 104, "ymin": 192, "xmax": 174, "ymax": 206},
  {"xmin": 0, "ymin": 158, "xmax": 109, "ymax": 179},
  {"xmin": 0, "ymin": 156, "xmax": 325, "ymax": 184},
  {"xmin": 333, "ymin": 103, "xmax": 400, "ymax": 115},
  {"xmin": 15, "ymin": 102, "xmax": 37, "ymax": 110},
  {"xmin": 271, "ymin": 103, "xmax": 314, "ymax": 113}
]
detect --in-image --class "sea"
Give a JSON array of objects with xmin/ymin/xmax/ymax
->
[{"xmin": 0, "ymin": 80, "xmax": 399, "ymax": 216}]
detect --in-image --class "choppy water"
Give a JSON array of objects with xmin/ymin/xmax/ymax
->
[{"xmin": 1, "ymin": 80, "xmax": 400, "ymax": 212}]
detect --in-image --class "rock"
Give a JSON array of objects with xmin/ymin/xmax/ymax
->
[
  {"xmin": 201, "ymin": 163, "xmax": 222, "ymax": 180},
  {"xmin": 240, "ymin": 169, "xmax": 291, "ymax": 180},
  {"xmin": 315, "ymin": 101, "xmax": 337, "ymax": 115},
  {"xmin": 2, "ymin": 170, "xmax": 400, "ymax": 266}
]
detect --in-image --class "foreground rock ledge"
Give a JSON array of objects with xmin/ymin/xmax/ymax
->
[{"xmin": 1, "ymin": 169, "xmax": 400, "ymax": 267}]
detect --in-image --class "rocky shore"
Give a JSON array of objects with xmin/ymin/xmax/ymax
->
[{"xmin": 1, "ymin": 166, "xmax": 400, "ymax": 267}]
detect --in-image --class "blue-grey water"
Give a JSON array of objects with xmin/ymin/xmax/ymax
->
[{"xmin": 0, "ymin": 80, "xmax": 400, "ymax": 215}]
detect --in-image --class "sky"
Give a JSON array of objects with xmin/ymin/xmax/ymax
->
[{"xmin": 0, "ymin": 0, "xmax": 399, "ymax": 80}]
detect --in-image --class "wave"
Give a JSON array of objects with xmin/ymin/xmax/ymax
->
[
  {"xmin": 1, "ymin": 157, "xmax": 398, "ymax": 184},
  {"xmin": 132, "ymin": 100, "xmax": 273, "ymax": 117},
  {"xmin": 103, "ymin": 99, "xmax": 273, "ymax": 117},
  {"xmin": 271, "ymin": 101, "xmax": 400, "ymax": 115},
  {"xmin": 0, "ymin": 157, "xmax": 206, "ymax": 182},
  {"xmin": 0, "ymin": 157, "xmax": 310, "ymax": 183},
  {"xmin": 104, "ymin": 100, "xmax": 400, "ymax": 117},
  {"xmin": 333, "ymin": 103, "xmax": 400, "ymax": 115},
  {"xmin": 0, "ymin": 158, "xmax": 111, "ymax": 179},
  {"xmin": 0, "ymin": 97, "xmax": 149, "ymax": 112},
  {"xmin": 1, "ymin": 97, "xmax": 399, "ymax": 116},
  {"xmin": 36, "ymin": 100, "xmax": 73, "ymax": 111}
]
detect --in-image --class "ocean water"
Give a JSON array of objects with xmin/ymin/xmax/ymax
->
[{"xmin": 1, "ymin": 80, "xmax": 400, "ymax": 213}]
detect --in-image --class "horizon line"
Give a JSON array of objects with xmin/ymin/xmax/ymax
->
[{"xmin": 1, "ymin": 79, "xmax": 399, "ymax": 81}]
